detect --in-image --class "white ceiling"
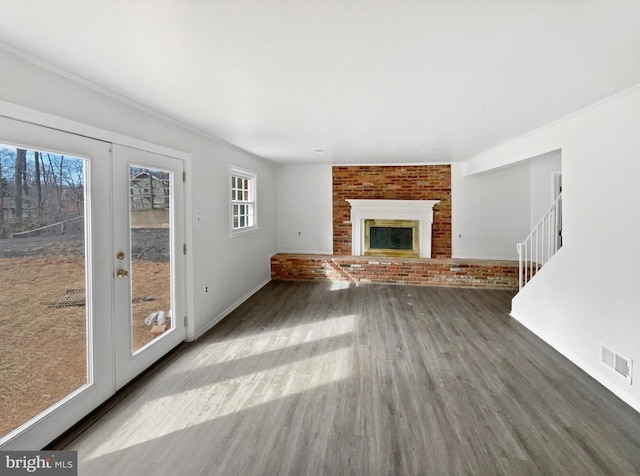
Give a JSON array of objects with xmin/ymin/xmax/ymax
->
[{"xmin": 1, "ymin": 1, "xmax": 640, "ymax": 164}]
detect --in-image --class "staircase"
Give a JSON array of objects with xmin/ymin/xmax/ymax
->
[{"xmin": 517, "ymin": 193, "xmax": 562, "ymax": 290}]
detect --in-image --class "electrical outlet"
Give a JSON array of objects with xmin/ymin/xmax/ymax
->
[{"xmin": 204, "ymin": 285, "xmax": 209, "ymax": 294}]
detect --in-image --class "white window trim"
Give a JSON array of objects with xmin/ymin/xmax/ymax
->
[{"xmin": 229, "ymin": 166, "xmax": 258, "ymax": 235}]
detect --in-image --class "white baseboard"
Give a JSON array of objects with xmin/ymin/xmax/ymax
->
[
  {"xmin": 195, "ymin": 278, "xmax": 271, "ymax": 340},
  {"xmin": 510, "ymin": 311, "xmax": 640, "ymax": 415}
]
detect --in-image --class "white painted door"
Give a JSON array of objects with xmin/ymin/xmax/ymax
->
[
  {"xmin": 112, "ymin": 144, "xmax": 186, "ymax": 389},
  {"xmin": 0, "ymin": 116, "xmax": 113, "ymax": 450},
  {"xmin": 0, "ymin": 120, "xmax": 187, "ymax": 450}
]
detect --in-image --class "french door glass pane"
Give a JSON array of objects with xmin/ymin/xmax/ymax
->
[
  {"xmin": 129, "ymin": 166, "xmax": 173, "ymax": 353},
  {"xmin": 0, "ymin": 145, "xmax": 88, "ymax": 438}
]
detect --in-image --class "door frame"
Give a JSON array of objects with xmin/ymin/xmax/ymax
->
[{"xmin": 551, "ymin": 170, "xmax": 562, "ymax": 202}]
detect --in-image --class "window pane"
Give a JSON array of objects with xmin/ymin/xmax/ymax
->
[
  {"xmin": 0, "ymin": 147, "xmax": 88, "ymax": 439},
  {"xmin": 129, "ymin": 166, "xmax": 173, "ymax": 353},
  {"xmin": 230, "ymin": 171, "xmax": 256, "ymax": 231}
]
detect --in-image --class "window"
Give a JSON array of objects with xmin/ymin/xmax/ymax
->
[{"xmin": 230, "ymin": 168, "xmax": 256, "ymax": 232}]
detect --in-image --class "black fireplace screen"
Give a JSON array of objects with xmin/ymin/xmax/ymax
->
[{"xmin": 369, "ymin": 227, "xmax": 413, "ymax": 250}]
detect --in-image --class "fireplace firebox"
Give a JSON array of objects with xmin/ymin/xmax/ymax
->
[{"xmin": 364, "ymin": 219, "xmax": 419, "ymax": 257}]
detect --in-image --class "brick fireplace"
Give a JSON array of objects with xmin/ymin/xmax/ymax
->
[{"xmin": 333, "ymin": 165, "xmax": 451, "ymax": 257}]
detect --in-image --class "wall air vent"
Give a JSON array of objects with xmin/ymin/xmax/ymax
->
[{"xmin": 600, "ymin": 343, "xmax": 633, "ymax": 384}]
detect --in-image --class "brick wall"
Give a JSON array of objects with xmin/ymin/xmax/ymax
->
[
  {"xmin": 271, "ymin": 254, "xmax": 518, "ymax": 290},
  {"xmin": 332, "ymin": 165, "xmax": 451, "ymax": 257}
]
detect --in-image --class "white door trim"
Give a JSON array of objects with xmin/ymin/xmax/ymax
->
[{"xmin": 0, "ymin": 99, "xmax": 190, "ymax": 160}]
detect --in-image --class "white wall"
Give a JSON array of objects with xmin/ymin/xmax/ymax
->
[
  {"xmin": 0, "ymin": 47, "xmax": 278, "ymax": 338},
  {"xmin": 451, "ymin": 162, "xmax": 530, "ymax": 260},
  {"xmin": 277, "ymin": 164, "xmax": 333, "ymax": 254},
  {"xmin": 529, "ymin": 150, "xmax": 562, "ymax": 229},
  {"xmin": 452, "ymin": 149, "xmax": 561, "ymax": 261},
  {"xmin": 467, "ymin": 85, "xmax": 640, "ymax": 413}
]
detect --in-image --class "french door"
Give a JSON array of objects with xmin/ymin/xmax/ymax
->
[
  {"xmin": 112, "ymin": 144, "xmax": 186, "ymax": 389},
  {"xmin": 0, "ymin": 118, "xmax": 186, "ymax": 450}
]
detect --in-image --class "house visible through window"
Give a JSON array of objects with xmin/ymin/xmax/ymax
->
[{"xmin": 231, "ymin": 169, "xmax": 256, "ymax": 231}]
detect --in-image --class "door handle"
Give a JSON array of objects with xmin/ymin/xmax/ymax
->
[{"xmin": 116, "ymin": 268, "xmax": 129, "ymax": 278}]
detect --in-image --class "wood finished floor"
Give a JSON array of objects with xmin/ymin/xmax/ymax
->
[{"xmin": 65, "ymin": 281, "xmax": 640, "ymax": 475}]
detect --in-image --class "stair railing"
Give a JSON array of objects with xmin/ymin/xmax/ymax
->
[{"xmin": 517, "ymin": 193, "xmax": 562, "ymax": 290}]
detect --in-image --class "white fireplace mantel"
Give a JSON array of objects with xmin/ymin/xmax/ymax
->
[{"xmin": 346, "ymin": 199, "xmax": 440, "ymax": 258}]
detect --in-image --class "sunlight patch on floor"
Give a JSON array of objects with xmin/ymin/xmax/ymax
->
[
  {"xmin": 190, "ymin": 314, "xmax": 356, "ymax": 367},
  {"xmin": 329, "ymin": 280, "xmax": 352, "ymax": 291},
  {"xmin": 83, "ymin": 346, "xmax": 353, "ymax": 460}
]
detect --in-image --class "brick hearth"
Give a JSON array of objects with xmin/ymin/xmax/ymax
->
[{"xmin": 271, "ymin": 254, "xmax": 519, "ymax": 290}]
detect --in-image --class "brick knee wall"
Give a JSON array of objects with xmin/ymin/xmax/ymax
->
[{"xmin": 271, "ymin": 254, "xmax": 519, "ymax": 290}]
